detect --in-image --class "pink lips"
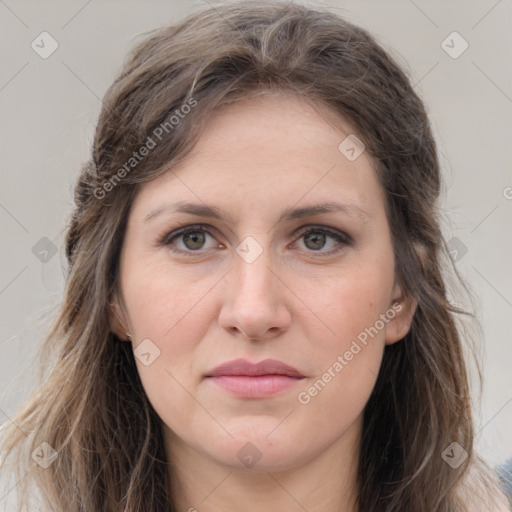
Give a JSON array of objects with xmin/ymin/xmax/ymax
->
[{"xmin": 206, "ymin": 358, "xmax": 305, "ymax": 398}]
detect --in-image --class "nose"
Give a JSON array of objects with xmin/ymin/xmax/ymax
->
[{"xmin": 218, "ymin": 246, "xmax": 291, "ymax": 341}]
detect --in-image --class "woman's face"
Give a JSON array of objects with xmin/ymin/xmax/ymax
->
[{"xmin": 111, "ymin": 93, "xmax": 416, "ymax": 473}]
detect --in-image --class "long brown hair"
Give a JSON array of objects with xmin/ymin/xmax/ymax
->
[{"xmin": 0, "ymin": 1, "xmax": 505, "ymax": 510}]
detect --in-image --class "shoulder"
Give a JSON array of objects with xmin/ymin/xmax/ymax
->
[
  {"xmin": 470, "ymin": 494, "xmax": 510, "ymax": 512},
  {"xmin": 460, "ymin": 458, "xmax": 511, "ymax": 512},
  {"xmin": 464, "ymin": 489, "xmax": 510, "ymax": 512},
  {"xmin": 462, "ymin": 470, "xmax": 511, "ymax": 512}
]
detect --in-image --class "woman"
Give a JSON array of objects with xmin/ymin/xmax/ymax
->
[{"xmin": 1, "ymin": 1, "xmax": 509, "ymax": 510}]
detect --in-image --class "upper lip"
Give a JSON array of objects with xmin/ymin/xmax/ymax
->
[{"xmin": 206, "ymin": 358, "xmax": 304, "ymax": 378}]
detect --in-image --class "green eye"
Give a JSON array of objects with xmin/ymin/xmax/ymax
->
[
  {"xmin": 163, "ymin": 226, "xmax": 219, "ymax": 254},
  {"xmin": 181, "ymin": 230, "xmax": 207, "ymax": 250},
  {"xmin": 296, "ymin": 227, "xmax": 351, "ymax": 253},
  {"xmin": 160, "ymin": 224, "xmax": 351, "ymax": 258}
]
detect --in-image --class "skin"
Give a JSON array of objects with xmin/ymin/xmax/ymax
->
[{"xmin": 110, "ymin": 92, "xmax": 417, "ymax": 512}]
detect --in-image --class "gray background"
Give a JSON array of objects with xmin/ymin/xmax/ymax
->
[{"xmin": 1, "ymin": 0, "xmax": 511, "ymax": 472}]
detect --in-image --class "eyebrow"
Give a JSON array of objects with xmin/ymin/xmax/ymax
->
[{"xmin": 143, "ymin": 200, "xmax": 373, "ymax": 224}]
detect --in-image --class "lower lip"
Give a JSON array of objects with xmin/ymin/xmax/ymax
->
[{"xmin": 208, "ymin": 375, "xmax": 303, "ymax": 397}]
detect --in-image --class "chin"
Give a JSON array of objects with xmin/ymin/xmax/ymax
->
[{"xmin": 201, "ymin": 421, "xmax": 313, "ymax": 473}]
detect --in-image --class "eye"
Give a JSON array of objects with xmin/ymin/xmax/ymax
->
[
  {"xmin": 293, "ymin": 227, "xmax": 351, "ymax": 254},
  {"xmin": 158, "ymin": 224, "xmax": 351, "ymax": 257},
  {"xmin": 161, "ymin": 225, "xmax": 222, "ymax": 254}
]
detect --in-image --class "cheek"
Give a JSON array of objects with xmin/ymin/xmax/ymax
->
[
  {"xmin": 292, "ymin": 289, "xmax": 387, "ymax": 453},
  {"xmin": 122, "ymin": 257, "xmax": 218, "ymax": 346},
  {"xmin": 292, "ymin": 259, "xmax": 393, "ymax": 413},
  {"xmin": 120, "ymin": 257, "xmax": 222, "ymax": 429},
  {"xmin": 295, "ymin": 257, "xmax": 394, "ymax": 352}
]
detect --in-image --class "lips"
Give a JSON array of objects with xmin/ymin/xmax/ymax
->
[
  {"xmin": 205, "ymin": 358, "xmax": 305, "ymax": 398},
  {"xmin": 206, "ymin": 358, "xmax": 304, "ymax": 378}
]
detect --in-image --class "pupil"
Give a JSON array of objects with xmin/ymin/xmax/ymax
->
[
  {"xmin": 184, "ymin": 231, "xmax": 205, "ymax": 250},
  {"xmin": 304, "ymin": 232, "xmax": 326, "ymax": 250}
]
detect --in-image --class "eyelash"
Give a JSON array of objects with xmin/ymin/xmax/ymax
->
[{"xmin": 157, "ymin": 224, "xmax": 352, "ymax": 258}]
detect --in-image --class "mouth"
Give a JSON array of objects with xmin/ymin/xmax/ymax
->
[{"xmin": 205, "ymin": 358, "xmax": 305, "ymax": 398}]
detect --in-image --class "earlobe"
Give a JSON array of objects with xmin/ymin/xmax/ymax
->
[
  {"xmin": 385, "ymin": 244, "xmax": 425, "ymax": 346},
  {"xmin": 108, "ymin": 299, "xmax": 132, "ymax": 341},
  {"xmin": 384, "ymin": 288, "xmax": 418, "ymax": 346}
]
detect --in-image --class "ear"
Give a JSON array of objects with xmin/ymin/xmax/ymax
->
[
  {"xmin": 108, "ymin": 295, "xmax": 131, "ymax": 341},
  {"xmin": 384, "ymin": 281, "xmax": 418, "ymax": 346}
]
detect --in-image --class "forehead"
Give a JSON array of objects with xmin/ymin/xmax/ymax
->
[{"xmin": 130, "ymin": 92, "xmax": 386, "ymax": 223}]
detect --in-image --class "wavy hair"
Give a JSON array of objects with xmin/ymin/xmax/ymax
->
[{"xmin": 1, "ymin": 1, "xmax": 506, "ymax": 510}]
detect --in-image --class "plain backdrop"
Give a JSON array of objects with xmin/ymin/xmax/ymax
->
[{"xmin": 1, "ymin": 0, "xmax": 511, "ymax": 474}]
